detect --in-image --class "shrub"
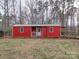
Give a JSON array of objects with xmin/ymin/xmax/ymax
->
[{"xmin": 0, "ymin": 31, "xmax": 4, "ymax": 37}]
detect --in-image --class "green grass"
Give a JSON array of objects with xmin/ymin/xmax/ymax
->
[{"xmin": 0, "ymin": 39, "xmax": 79, "ymax": 59}]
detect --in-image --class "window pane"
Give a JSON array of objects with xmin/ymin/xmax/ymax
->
[
  {"xmin": 49, "ymin": 27, "xmax": 54, "ymax": 32},
  {"xmin": 20, "ymin": 27, "xmax": 24, "ymax": 32},
  {"xmin": 32, "ymin": 27, "xmax": 36, "ymax": 32}
]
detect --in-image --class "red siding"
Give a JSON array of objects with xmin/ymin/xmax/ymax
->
[
  {"xmin": 13, "ymin": 26, "xmax": 61, "ymax": 38},
  {"xmin": 13, "ymin": 26, "xmax": 31, "ymax": 38},
  {"xmin": 47, "ymin": 26, "xmax": 60, "ymax": 38},
  {"xmin": 41, "ymin": 27, "xmax": 47, "ymax": 38}
]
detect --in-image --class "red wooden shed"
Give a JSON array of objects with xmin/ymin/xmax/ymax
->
[{"xmin": 12, "ymin": 24, "xmax": 61, "ymax": 38}]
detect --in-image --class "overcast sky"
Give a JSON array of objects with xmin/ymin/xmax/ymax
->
[
  {"xmin": 0, "ymin": 0, "xmax": 79, "ymax": 15},
  {"xmin": 74, "ymin": 0, "xmax": 79, "ymax": 7},
  {"xmin": 21, "ymin": 0, "xmax": 79, "ymax": 7}
]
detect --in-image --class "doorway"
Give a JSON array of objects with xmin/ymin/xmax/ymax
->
[{"xmin": 31, "ymin": 26, "xmax": 42, "ymax": 38}]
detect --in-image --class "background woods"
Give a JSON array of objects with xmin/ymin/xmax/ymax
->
[{"xmin": 0, "ymin": 0, "xmax": 79, "ymax": 38}]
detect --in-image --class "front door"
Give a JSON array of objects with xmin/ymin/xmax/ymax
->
[
  {"xmin": 36, "ymin": 27, "xmax": 41, "ymax": 38},
  {"xmin": 31, "ymin": 26, "xmax": 41, "ymax": 38}
]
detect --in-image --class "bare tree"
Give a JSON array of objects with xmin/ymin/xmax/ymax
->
[
  {"xmin": 43, "ymin": 1, "xmax": 49, "ymax": 24},
  {"xmin": 25, "ymin": 0, "xmax": 36, "ymax": 24},
  {"xmin": 10, "ymin": 0, "xmax": 17, "ymax": 24},
  {"xmin": 0, "ymin": 0, "xmax": 15, "ymax": 36}
]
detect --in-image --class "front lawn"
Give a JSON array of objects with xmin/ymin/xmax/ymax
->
[{"xmin": 0, "ymin": 39, "xmax": 79, "ymax": 59}]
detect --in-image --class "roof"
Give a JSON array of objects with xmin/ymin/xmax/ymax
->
[{"xmin": 13, "ymin": 24, "xmax": 61, "ymax": 27}]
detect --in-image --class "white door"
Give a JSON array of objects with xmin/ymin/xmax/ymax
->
[{"xmin": 36, "ymin": 27, "xmax": 41, "ymax": 37}]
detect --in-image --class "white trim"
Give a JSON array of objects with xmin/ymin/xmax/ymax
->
[
  {"xmin": 19, "ymin": 27, "xmax": 24, "ymax": 33},
  {"xmin": 49, "ymin": 27, "xmax": 54, "ymax": 32},
  {"xmin": 13, "ymin": 24, "xmax": 61, "ymax": 27},
  {"xmin": 0, "ymin": 19, "xmax": 2, "ymax": 22},
  {"xmin": 60, "ymin": 26, "xmax": 62, "ymax": 37},
  {"xmin": 12, "ymin": 26, "xmax": 13, "ymax": 37}
]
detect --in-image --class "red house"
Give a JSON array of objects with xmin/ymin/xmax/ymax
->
[{"xmin": 12, "ymin": 24, "xmax": 61, "ymax": 38}]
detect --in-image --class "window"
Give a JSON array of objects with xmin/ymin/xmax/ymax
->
[
  {"xmin": 37, "ymin": 26, "xmax": 41, "ymax": 32},
  {"xmin": 20, "ymin": 27, "xmax": 24, "ymax": 33},
  {"xmin": 38, "ymin": 28, "xmax": 41, "ymax": 32},
  {"xmin": 32, "ymin": 27, "xmax": 36, "ymax": 32},
  {"xmin": 49, "ymin": 27, "xmax": 54, "ymax": 32}
]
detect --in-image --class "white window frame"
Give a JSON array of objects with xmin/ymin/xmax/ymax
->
[
  {"xmin": 49, "ymin": 27, "xmax": 54, "ymax": 32},
  {"xmin": 20, "ymin": 27, "xmax": 24, "ymax": 33}
]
